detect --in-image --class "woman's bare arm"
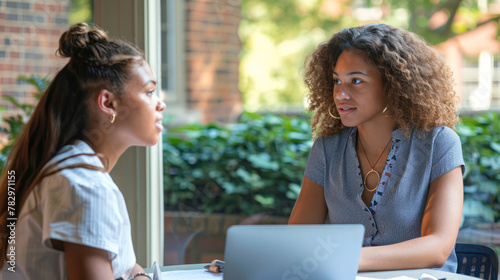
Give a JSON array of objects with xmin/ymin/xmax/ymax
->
[
  {"xmin": 64, "ymin": 242, "xmax": 114, "ymax": 280},
  {"xmin": 358, "ymin": 167, "xmax": 463, "ymax": 271},
  {"xmin": 289, "ymin": 177, "xmax": 328, "ymax": 224}
]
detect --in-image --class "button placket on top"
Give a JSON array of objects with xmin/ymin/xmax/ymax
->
[
  {"xmin": 350, "ymin": 129, "xmax": 402, "ymax": 240},
  {"xmin": 348, "ymin": 131, "xmax": 378, "ymax": 236}
]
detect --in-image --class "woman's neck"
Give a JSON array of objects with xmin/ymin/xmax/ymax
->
[
  {"xmin": 356, "ymin": 120, "xmax": 397, "ymax": 155},
  {"xmin": 81, "ymin": 136, "xmax": 128, "ymax": 173}
]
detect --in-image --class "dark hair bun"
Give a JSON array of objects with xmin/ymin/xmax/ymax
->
[{"xmin": 57, "ymin": 23, "xmax": 110, "ymax": 58}]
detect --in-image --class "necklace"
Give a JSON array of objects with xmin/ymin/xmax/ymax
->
[{"xmin": 358, "ymin": 136, "xmax": 392, "ymax": 192}]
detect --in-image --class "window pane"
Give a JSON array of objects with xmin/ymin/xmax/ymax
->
[{"xmin": 161, "ymin": 0, "xmax": 500, "ymax": 266}]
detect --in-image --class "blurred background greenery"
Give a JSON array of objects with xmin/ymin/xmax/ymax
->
[{"xmin": 240, "ymin": 0, "xmax": 499, "ymax": 113}]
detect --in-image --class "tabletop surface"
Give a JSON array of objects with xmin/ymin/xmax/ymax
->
[
  {"xmin": 146, "ymin": 264, "xmax": 481, "ymax": 279},
  {"xmin": 357, "ymin": 269, "xmax": 480, "ymax": 279}
]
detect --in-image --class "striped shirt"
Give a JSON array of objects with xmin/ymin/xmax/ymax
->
[
  {"xmin": 1, "ymin": 140, "xmax": 135, "ymax": 280},
  {"xmin": 305, "ymin": 126, "xmax": 464, "ymax": 272}
]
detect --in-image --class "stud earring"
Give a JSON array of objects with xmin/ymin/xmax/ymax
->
[
  {"xmin": 328, "ymin": 106, "xmax": 341, "ymax": 120},
  {"xmin": 110, "ymin": 114, "xmax": 116, "ymax": 124}
]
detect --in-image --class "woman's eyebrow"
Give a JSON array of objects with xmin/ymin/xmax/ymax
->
[
  {"xmin": 143, "ymin": 80, "xmax": 157, "ymax": 87},
  {"xmin": 332, "ymin": 71, "xmax": 368, "ymax": 76}
]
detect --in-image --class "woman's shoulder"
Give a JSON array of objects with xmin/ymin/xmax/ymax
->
[
  {"xmin": 425, "ymin": 125, "xmax": 458, "ymax": 135},
  {"xmin": 42, "ymin": 140, "xmax": 114, "ymax": 192},
  {"xmin": 415, "ymin": 126, "xmax": 460, "ymax": 142},
  {"xmin": 310, "ymin": 128, "xmax": 353, "ymax": 158},
  {"xmin": 402, "ymin": 126, "xmax": 461, "ymax": 150},
  {"xmin": 317, "ymin": 128, "xmax": 353, "ymax": 144},
  {"xmin": 52, "ymin": 140, "xmax": 102, "ymax": 165}
]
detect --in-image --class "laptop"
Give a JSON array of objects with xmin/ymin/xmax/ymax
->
[{"xmin": 222, "ymin": 224, "xmax": 364, "ymax": 280}]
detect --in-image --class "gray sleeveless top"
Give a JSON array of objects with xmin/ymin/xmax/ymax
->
[{"xmin": 304, "ymin": 126, "xmax": 464, "ymax": 272}]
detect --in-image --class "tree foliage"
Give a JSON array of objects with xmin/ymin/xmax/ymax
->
[
  {"xmin": 240, "ymin": 0, "xmax": 499, "ymax": 111},
  {"xmin": 69, "ymin": 0, "xmax": 92, "ymax": 25},
  {"xmin": 384, "ymin": 0, "xmax": 498, "ymax": 44}
]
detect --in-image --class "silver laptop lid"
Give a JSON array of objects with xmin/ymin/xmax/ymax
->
[{"xmin": 223, "ymin": 224, "xmax": 364, "ymax": 280}]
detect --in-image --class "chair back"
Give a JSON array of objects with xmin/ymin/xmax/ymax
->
[{"xmin": 455, "ymin": 243, "xmax": 499, "ymax": 280}]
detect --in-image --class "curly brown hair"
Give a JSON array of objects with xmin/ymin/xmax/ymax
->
[{"xmin": 304, "ymin": 23, "xmax": 460, "ymax": 138}]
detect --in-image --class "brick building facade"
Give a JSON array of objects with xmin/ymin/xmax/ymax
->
[
  {"xmin": 185, "ymin": 0, "xmax": 243, "ymax": 123},
  {"xmin": 0, "ymin": 0, "xmax": 69, "ymax": 120},
  {"xmin": 1, "ymin": 0, "xmax": 243, "ymax": 126}
]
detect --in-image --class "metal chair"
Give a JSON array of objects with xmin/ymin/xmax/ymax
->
[{"xmin": 455, "ymin": 243, "xmax": 499, "ymax": 280}]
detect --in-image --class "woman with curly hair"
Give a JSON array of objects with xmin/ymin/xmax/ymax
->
[
  {"xmin": 0, "ymin": 23, "xmax": 165, "ymax": 279},
  {"xmin": 289, "ymin": 23, "xmax": 464, "ymax": 272}
]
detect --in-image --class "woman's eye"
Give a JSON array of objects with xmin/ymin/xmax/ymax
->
[
  {"xmin": 352, "ymin": 78, "xmax": 362, "ymax": 84},
  {"xmin": 333, "ymin": 78, "xmax": 341, "ymax": 85},
  {"xmin": 147, "ymin": 89, "xmax": 155, "ymax": 95}
]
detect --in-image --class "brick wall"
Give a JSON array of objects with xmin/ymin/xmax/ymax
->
[
  {"xmin": 185, "ymin": 0, "xmax": 243, "ymax": 124},
  {"xmin": 1, "ymin": 0, "xmax": 244, "ymax": 125},
  {"xmin": 0, "ymin": 0, "xmax": 69, "ymax": 122}
]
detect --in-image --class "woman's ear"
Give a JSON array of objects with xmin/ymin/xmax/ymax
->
[{"xmin": 96, "ymin": 89, "xmax": 117, "ymax": 116}]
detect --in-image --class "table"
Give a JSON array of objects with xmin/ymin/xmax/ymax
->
[
  {"xmin": 146, "ymin": 264, "xmax": 481, "ymax": 279},
  {"xmin": 357, "ymin": 269, "xmax": 480, "ymax": 279}
]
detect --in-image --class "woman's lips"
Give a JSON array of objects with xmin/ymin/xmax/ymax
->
[
  {"xmin": 156, "ymin": 121, "xmax": 164, "ymax": 132},
  {"xmin": 338, "ymin": 107, "xmax": 356, "ymax": 115}
]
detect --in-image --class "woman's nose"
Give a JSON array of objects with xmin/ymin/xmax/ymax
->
[
  {"xmin": 334, "ymin": 84, "xmax": 350, "ymax": 101},
  {"xmin": 157, "ymin": 98, "xmax": 167, "ymax": 111}
]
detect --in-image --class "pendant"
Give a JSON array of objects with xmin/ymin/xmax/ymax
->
[{"xmin": 364, "ymin": 169, "xmax": 380, "ymax": 192}]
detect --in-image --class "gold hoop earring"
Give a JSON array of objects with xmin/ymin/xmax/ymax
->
[
  {"xmin": 382, "ymin": 106, "xmax": 389, "ymax": 118},
  {"xmin": 110, "ymin": 114, "xmax": 116, "ymax": 124},
  {"xmin": 328, "ymin": 106, "xmax": 341, "ymax": 120}
]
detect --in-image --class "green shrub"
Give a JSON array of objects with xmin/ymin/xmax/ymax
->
[
  {"xmin": 457, "ymin": 112, "xmax": 500, "ymax": 227},
  {"xmin": 164, "ymin": 111, "xmax": 500, "ymax": 222},
  {"xmin": 0, "ymin": 75, "xmax": 49, "ymax": 173},
  {"xmin": 163, "ymin": 112, "xmax": 313, "ymax": 216}
]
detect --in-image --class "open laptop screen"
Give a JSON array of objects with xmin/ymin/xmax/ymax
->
[{"xmin": 223, "ymin": 224, "xmax": 364, "ymax": 280}]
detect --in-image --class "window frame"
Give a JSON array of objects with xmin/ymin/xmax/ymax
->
[{"xmin": 93, "ymin": 0, "xmax": 164, "ymax": 266}]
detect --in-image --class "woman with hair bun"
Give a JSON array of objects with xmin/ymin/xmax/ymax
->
[
  {"xmin": 0, "ymin": 22, "xmax": 165, "ymax": 280},
  {"xmin": 289, "ymin": 23, "xmax": 465, "ymax": 272}
]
